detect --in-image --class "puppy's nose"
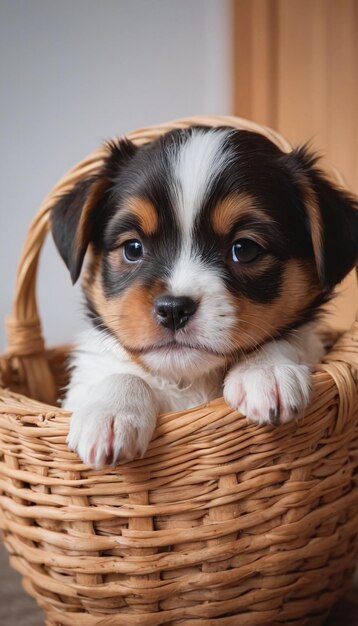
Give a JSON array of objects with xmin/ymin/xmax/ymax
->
[{"xmin": 154, "ymin": 295, "xmax": 197, "ymax": 331}]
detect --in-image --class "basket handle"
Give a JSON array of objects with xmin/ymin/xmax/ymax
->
[
  {"xmin": 4, "ymin": 114, "xmax": 353, "ymax": 403},
  {"xmin": 3, "ymin": 145, "xmax": 110, "ymax": 403}
]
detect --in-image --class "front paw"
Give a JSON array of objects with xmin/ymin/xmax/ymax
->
[
  {"xmin": 68, "ymin": 408, "xmax": 153, "ymax": 468},
  {"xmin": 66, "ymin": 375, "xmax": 157, "ymax": 468},
  {"xmin": 224, "ymin": 363, "xmax": 312, "ymax": 426}
]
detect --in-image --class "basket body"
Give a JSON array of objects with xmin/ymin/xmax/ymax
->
[
  {"xmin": 1, "ymin": 350, "xmax": 358, "ymax": 626},
  {"xmin": 0, "ymin": 115, "xmax": 358, "ymax": 625}
]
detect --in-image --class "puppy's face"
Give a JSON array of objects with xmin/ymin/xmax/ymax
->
[{"xmin": 51, "ymin": 126, "xmax": 358, "ymax": 378}]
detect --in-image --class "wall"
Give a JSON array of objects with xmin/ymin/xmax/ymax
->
[{"xmin": 0, "ymin": 0, "xmax": 232, "ymax": 349}]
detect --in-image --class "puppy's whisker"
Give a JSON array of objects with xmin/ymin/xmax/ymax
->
[
  {"xmin": 94, "ymin": 314, "xmax": 130, "ymax": 320},
  {"xmin": 237, "ymin": 318, "xmax": 278, "ymax": 343},
  {"xmin": 238, "ymin": 316, "xmax": 278, "ymax": 336}
]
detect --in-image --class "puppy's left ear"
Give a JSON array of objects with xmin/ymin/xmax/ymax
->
[{"xmin": 286, "ymin": 147, "xmax": 358, "ymax": 289}]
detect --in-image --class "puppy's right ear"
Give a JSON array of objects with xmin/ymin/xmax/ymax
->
[
  {"xmin": 284, "ymin": 146, "xmax": 358, "ymax": 289},
  {"xmin": 51, "ymin": 139, "xmax": 136, "ymax": 283}
]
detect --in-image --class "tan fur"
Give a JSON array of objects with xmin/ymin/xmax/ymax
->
[
  {"xmin": 212, "ymin": 194, "xmax": 275, "ymax": 237},
  {"xmin": 75, "ymin": 177, "xmax": 109, "ymax": 255},
  {"xmin": 84, "ymin": 257, "xmax": 165, "ymax": 352},
  {"xmin": 227, "ymin": 259, "xmax": 321, "ymax": 352},
  {"xmin": 296, "ymin": 173, "xmax": 324, "ymax": 280},
  {"xmin": 126, "ymin": 196, "xmax": 158, "ymax": 236}
]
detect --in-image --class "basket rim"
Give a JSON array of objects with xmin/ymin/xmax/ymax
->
[{"xmin": 0, "ymin": 354, "xmax": 355, "ymax": 433}]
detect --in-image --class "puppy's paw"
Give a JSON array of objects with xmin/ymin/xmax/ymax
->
[
  {"xmin": 66, "ymin": 375, "xmax": 157, "ymax": 468},
  {"xmin": 224, "ymin": 363, "xmax": 312, "ymax": 426},
  {"xmin": 67, "ymin": 407, "xmax": 154, "ymax": 468}
]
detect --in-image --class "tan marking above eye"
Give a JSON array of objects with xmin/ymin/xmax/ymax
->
[
  {"xmin": 126, "ymin": 196, "xmax": 158, "ymax": 236},
  {"xmin": 212, "ymin": 193, "xmax": 275, "ymax": 236}
]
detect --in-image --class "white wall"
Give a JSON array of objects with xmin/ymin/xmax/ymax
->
[{"xmin": 0, "ymin": 0, "xmax": 232, "ymax": 349}]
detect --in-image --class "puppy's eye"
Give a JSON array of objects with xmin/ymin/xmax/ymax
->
[
  {"xmin": 123, "ymin": 239, "xmax": 143, "ymax": 262},
  {"xmin": 231, "ymin": 239, "xmax": 262, "ymax": 263}
]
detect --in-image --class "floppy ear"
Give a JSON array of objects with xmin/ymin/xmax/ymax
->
[
  {"xmin": 285, "ymin": 147, "xmax": 358, "ymax": 290},
  {"xmin": 51, "ymin": 139, "xmax": 137, "ymax": 283}
]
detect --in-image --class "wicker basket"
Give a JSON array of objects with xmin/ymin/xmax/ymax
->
[{"xmin": 0, "ymin": 115, "xmax": 358, "ymax": 626}]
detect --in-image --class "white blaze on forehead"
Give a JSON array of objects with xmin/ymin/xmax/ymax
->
[
  {"xmin": 171, "ymin": 128, "xmax": 233, "ymax": 236},
  {"xmin": 168, "ymin": 128, "xmax": 234, "ymax": 298}
]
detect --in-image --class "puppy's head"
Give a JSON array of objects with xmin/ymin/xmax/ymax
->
[{"xmin": 51, "ymin": 126, "xmax": 358, "ymax": 378}]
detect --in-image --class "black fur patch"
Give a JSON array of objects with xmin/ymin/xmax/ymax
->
[{"xmin": 51, "ymin": 176, "xmax": 97, "ymax": 282}]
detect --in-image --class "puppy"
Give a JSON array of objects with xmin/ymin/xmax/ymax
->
[{"xmin": 51, "ymin": 126, "xmax": 358, "ymax": 468}]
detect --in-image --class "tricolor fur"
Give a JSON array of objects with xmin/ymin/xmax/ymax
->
[{"xmin": 51, "ymin": 126, "xmax": 358, "ymax": 468}]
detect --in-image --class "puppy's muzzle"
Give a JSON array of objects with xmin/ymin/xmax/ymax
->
[{"xmin": 154, "ymin": 295, "xmax": 197, "ymax": 331}]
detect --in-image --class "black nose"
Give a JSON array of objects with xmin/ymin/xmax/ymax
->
[{"xmin": 154, "ymin": 295, "xmax": 197, "ymax": 331}]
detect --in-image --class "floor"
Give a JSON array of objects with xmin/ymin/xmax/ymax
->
[
  {"xmin": 0, "ymin": 544, "xmax": 357, "ymax": 625},
  {"xmin": 0, "ymin": 544, "xmax": 43, "ymax": 626}
]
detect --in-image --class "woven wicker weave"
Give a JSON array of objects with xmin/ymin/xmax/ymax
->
[{"xmin": 0, "ymin": 115, "xmax": 358, "ymax": 626}]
